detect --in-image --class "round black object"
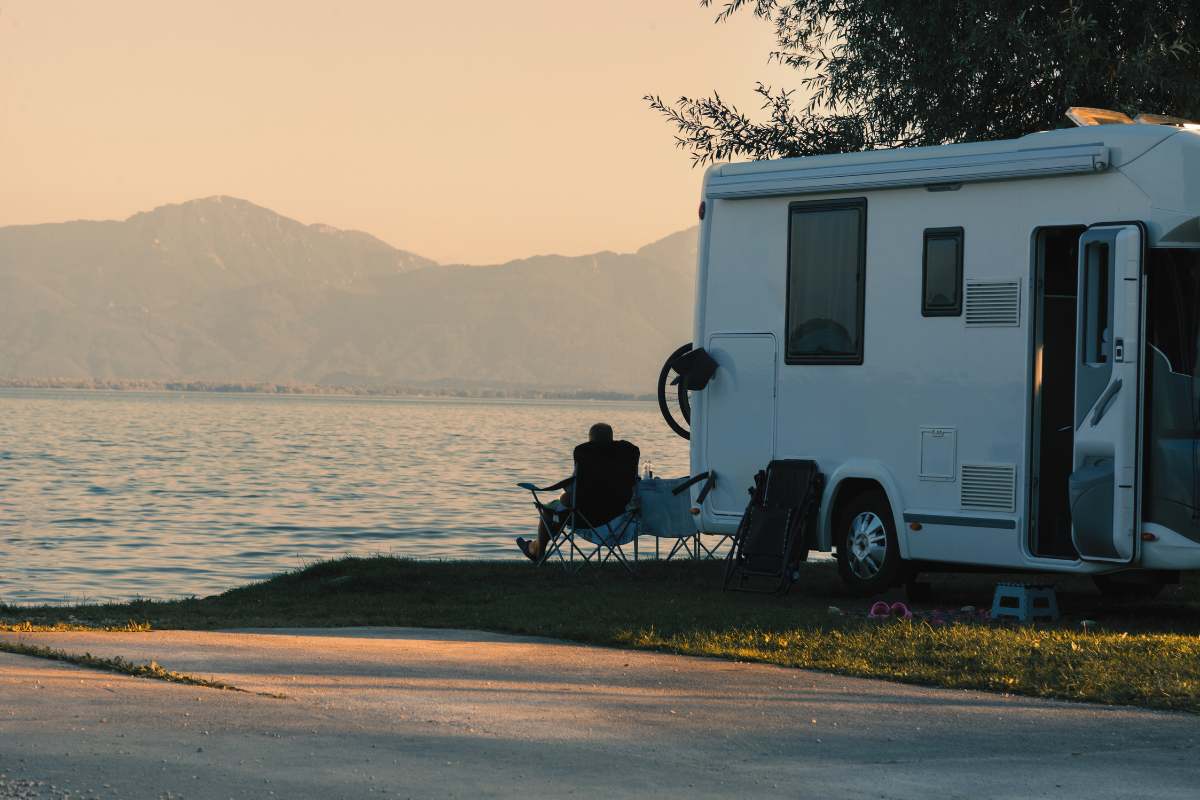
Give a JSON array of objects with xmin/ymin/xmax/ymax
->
[
  {"xmin": 657, "ymin": 342, "xmax": 693, "ymax": 440},
  {"xmin": 835, "ymin": 489, "xmax": 907, "ymax": 596}
]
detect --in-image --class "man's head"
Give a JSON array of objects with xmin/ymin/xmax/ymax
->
[{"xmin": 588, "ymin": 422, "xmax": 614, "ymax": 444}]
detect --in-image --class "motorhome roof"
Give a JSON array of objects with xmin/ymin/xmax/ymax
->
[{"xmin": 704, "ymin": 124, "xmax": 1186, "ymax": 201}]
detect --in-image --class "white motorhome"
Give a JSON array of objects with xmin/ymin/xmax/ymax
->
[{"xmin": 660, "ymin": 111, "xmax": 1200, "ymax": 595}]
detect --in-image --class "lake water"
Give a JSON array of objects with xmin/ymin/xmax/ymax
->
[{"xmin": 0, "ymin": 390, "xmax": 689, "ymax": 604}]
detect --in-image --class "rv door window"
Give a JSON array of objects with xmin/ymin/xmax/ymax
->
[
  {"xmin": 1082, "ymin": 242, "xmax": 1112, "ymax": 366},
  {"xmin": 922, "ymin": 228, "xmax": 963, "ymax": 316},
  {"xmin": 786, "ymin": 199, "xmax": 867, "ymax": 365}
]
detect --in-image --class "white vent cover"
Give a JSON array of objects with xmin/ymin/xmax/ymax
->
[
  {"xmin": 965, "ymin": 280, "xmax": 1021, "ymax": 326},
  {"xmin": 961, "ymin": 464, "xmax": 1017, "ymax": 512}
]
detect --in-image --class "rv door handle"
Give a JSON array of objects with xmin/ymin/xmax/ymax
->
[{"xmin": 1090, "ymin": 379, "xmax": 1123, "ymax": 427}]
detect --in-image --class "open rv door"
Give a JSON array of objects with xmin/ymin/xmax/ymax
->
[{"xmin": 1070, "ymin": 225, "xmax": 1146, "ymax": 563}]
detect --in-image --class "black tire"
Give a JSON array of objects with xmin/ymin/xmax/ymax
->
[
  {"xmin": 835, "ymin": 490, "xmax": 906, "ymax": 596},
  {"xmin": 1093, "ymin": 574, "xmax": 1165, "ymax": 602}
]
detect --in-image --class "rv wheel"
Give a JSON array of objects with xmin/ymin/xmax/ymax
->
[{"xmin": 835, "ymin": 490, "xmax": 905, "ymax": 596}]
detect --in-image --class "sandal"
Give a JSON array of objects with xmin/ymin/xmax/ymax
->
[{"xmin": 515, "ymin": 537, "xmax": 538, "ymax": 563}]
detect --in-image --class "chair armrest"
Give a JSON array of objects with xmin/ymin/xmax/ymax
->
[
  {"xmin": 672, "ymin": 471, "xmax": 716, "ymax": 503},
  {"xmin": 519, "ymin": 476, "xmax": 575, "ymax": 493},
  {"xmin": 518, "ymin": 477, "xmax": 576, "ymax": 499}
]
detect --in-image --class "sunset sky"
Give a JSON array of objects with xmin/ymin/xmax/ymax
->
[{"xmin": 1, "ymin": 1, "xmax": 794, "ymax": 264}]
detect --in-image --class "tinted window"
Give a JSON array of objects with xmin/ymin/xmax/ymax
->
[
  {"xmin": 1148, "ymin": 248, "xmax": 1200, "ymax": 379},
  {"xmin": 1144, "ymin": 248, "xmax": 1200, "ymax": 529},
  {"xmin": 786, "ymin": 199, "xmax": 866, "ymax": 364},
  {"xmin": 922, "ymin": 228, "xmax": 963, "ymax": 316}
]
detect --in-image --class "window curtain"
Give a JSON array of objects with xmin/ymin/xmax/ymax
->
[{"xmin": 788, "ymin": 207, "xmax": 862, "ymax": 358}]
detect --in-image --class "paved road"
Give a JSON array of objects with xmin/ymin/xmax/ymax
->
[{"xmin": 1, "ymin": 628, "xmax": 1196, "ymax": 799}]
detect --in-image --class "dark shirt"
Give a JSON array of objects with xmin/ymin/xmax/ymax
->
[{"xmin": 571, "ymin": 440, "xmax": 641, "ymax": 527}]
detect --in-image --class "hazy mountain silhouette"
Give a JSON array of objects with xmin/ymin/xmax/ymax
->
[{"xmin": 0, "ymin": 197, "xmax": 696, "ymax": 393}]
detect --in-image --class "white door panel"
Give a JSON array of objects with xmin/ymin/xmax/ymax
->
[
  {"xmin": 1070, "ymin": 225, "xmax": 1144, "ymax": 563},
  {"xmin": 703, "ymin": 334, "xmax": 777, "ymax": 516}
]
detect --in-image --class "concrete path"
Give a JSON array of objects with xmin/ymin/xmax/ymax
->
[{"xmin": 0, "ymin": 628, "xmax": 1196, "ymax": 800}]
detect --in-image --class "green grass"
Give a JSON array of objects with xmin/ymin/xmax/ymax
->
[{"xmin": 2, "ymin": 558, "xmax": 1199, "ymax": 712}]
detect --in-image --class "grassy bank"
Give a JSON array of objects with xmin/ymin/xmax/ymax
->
[{"xmin": 3, "ymin": 558, "xmax": 1199, "ymax": 712}]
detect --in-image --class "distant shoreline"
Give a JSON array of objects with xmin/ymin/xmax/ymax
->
[{"xmin": 0, "ymin": 378, "xmax": 655, "ymax": 402}]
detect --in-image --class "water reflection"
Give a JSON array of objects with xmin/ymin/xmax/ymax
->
[{"xmin": 0, "ymin": 390, "xmax": 689, "ymax": 604}]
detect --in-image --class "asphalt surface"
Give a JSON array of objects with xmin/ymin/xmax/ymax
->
[{"xmin": 1, "ymin": 627, "xmax": 1197, "ymax": 799}]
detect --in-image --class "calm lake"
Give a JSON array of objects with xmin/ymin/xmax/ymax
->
[{"xmin": 0, "ymin": 390, "xmax": 689, "ymax": 604}]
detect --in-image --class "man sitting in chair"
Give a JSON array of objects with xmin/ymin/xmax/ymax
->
[{"xmin": 516, "ymin": 422, "xmax": 640, "ymax": 562}]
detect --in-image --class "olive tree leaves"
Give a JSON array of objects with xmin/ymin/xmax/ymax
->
[{"xmin": 648, "ymin": 0, "xmax": 1200, "ymax": 165}]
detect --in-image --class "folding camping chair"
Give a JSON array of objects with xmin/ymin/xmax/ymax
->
[
  {"xmin": 634, "ymin": 476, "xmax": 699, "ymax": 559},
  {"xmin": 518, "ymin": 440, "xmax": 641, "ymax": 574},
  {"xmin": 635, "ymin": 472, "xmax": 727, "ymax": 559},
  {"xmin": 645, "ymin": 471, "xmax": 733, "ymax": 559}
]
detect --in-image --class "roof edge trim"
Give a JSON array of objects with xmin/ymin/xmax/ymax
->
[{"xmin": 706, "ymin": 143, "xmax": 1109, "ymax": 200}]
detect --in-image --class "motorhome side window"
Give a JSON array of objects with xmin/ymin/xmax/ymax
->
[
  {"xmin": 785, "ymin": 199, "xmax": 866, "ymax": 365},
  {"xmin": 921, "ymin": 228, "xmax": 963, "ymax": 316}
]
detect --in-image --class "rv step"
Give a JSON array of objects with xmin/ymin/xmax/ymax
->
[{"xmin": 990, "ymin": 582, "xmax": 1060, "ymax": 622}]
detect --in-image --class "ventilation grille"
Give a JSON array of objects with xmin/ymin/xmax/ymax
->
[
  {"xmin": 961, "ymin": 464, "xmax": 1017, "ymax": 512},
  {"xmin": 965, "ymin": 280, "xmax": 1021, "ymax": 326}
]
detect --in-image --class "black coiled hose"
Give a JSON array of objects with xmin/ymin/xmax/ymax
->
[{"xmin": 657, "ymin": 342, "xmax": 693, "ymax": 440}]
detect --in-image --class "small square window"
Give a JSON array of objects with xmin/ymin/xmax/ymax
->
[{"xmin": 922, "ymin": 228, "xmax": 963, "ymax": 317}]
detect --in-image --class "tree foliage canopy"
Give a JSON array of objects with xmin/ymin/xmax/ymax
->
[{"xmin": 647, "ymin": 0, "xmax": 1200, "ymax": 164}]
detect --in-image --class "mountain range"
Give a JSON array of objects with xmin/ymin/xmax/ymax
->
[{"xmin": 0, "ymin": 196, "xmax": 697, "ymax": 395}]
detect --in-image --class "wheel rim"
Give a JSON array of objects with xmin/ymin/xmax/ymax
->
[{"xmin": 847, "ymin": 511, "xmax": 888, "ymax": 580}]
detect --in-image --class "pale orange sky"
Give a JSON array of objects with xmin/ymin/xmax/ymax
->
[{"xmin": 1, "ymin": 1, "xmax": 795, "ymax": 264}]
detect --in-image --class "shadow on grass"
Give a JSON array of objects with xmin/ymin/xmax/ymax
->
[{"xmin": 2, "ymin": 557, "xmax": 1198, "ymax": 712}]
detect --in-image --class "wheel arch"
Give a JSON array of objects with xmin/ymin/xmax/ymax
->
[{"xmin": 818, "ymin": 461, "xmax": 908, "ymax": 558}]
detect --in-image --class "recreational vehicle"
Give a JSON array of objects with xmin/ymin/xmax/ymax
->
[{"xmin": 658, "ymin": 110, "xmax": 1200, "ymax": 596}]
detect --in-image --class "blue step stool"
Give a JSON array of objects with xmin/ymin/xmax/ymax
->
[{"xmin": 991, "ymin": 583, "xmax": 1060, "ymax": 622}]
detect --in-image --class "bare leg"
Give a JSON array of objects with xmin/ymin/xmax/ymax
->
[
  {"xmin": 533, "ymin": 513, "xmax": 554, "ymax": 559},
  {"xmin": 531, "ymin": 491, "xmax": 571, "ymax": 559}
]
